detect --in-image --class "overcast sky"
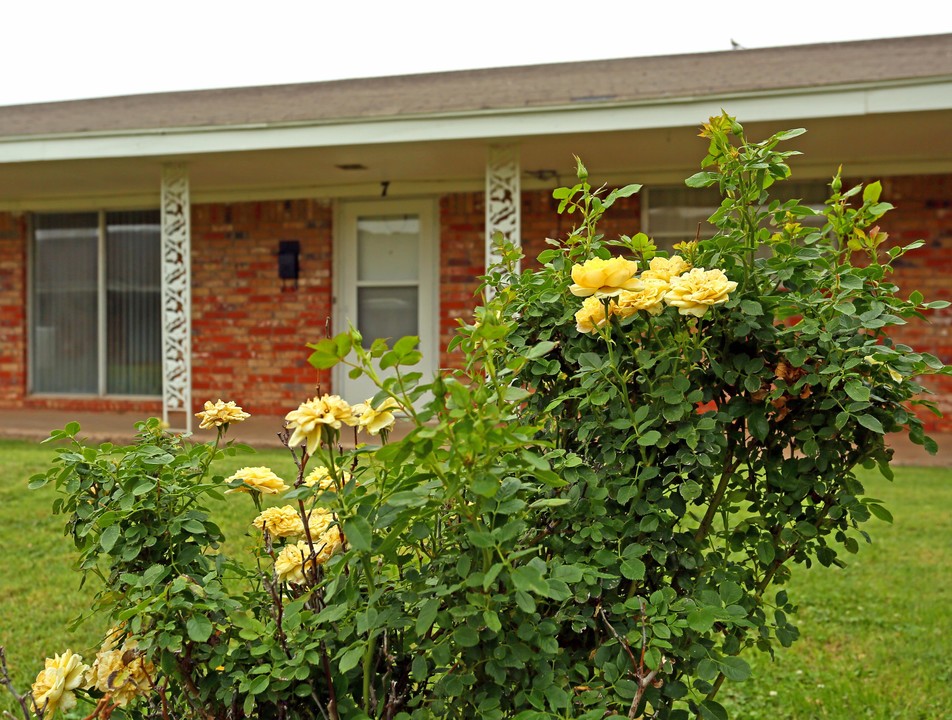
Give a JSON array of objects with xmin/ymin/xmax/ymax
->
[{"xmin": 3, "ymin": 0, "xmax": 950, "ymax": 107}]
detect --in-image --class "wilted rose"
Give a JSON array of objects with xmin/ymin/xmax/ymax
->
[
  {"xmin": 274, "ymin": 527, "xmax": 344, "ymax": 584},
  {"xmin": 87, "ymin": 633, "xmax": 154, "ymax": 708}
]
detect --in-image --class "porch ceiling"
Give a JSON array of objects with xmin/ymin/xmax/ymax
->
[{"xmin": 1, "ymin": 110, "xmax": 950, "ymax": 210}]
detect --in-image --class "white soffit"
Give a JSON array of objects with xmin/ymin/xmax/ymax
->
[{"xmin": 0, "ymin": 79, "xmax": 950, "ymax": 164}]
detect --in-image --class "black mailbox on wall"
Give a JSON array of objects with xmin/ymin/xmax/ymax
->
[{"xmin": 278, "ymin": 240, "xmax": 300, "ymax": 287}]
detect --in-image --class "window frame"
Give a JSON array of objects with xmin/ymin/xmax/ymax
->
[
  {"xmin": 642, "ymin": 181, "xmax": 831, "ymax": 249},
  {"xmin": 28, "ymin": 209, "xmax": 163, "ymax": 399}
]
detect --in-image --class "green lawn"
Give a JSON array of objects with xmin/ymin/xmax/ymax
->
[{"xmin": 0, "ymin": 438, "xmax": 949, "ymax": 718}]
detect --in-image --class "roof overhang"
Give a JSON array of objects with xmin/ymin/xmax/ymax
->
[{"xmin": 1, "ymin": 77, "xmax": 950, "ymax": 165}]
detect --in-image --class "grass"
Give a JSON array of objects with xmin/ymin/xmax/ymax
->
[
  {"xmin": 0, "ymin": 438, "xmax": 949, "ymax": 718},
  {"xmin": 0, "ymin": 438, "xmax": 297, "ymax": 718}
]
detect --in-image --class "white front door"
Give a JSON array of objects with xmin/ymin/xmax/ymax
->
[{"xmin": 335, "ymin": 199, "xmax": 438, "ymax": 404}]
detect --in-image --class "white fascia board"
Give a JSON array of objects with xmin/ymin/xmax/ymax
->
[{"xmin": 1, "ymin": 79, "xmax": 950, "ymax": 164}]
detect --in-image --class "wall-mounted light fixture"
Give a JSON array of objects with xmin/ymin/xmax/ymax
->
[{"xmin": 278, "ymin": 240, "xmax": 300, "ymax": 290}]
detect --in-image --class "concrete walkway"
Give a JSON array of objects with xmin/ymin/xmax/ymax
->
[{"xmin": 0, "ymin": 407, "xmax": 949, "ymax": 467}]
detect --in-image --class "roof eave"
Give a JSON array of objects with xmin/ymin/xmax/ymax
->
[{"xmin": 1, "ymin": 76, "xmax": 951, "ymax": 164}]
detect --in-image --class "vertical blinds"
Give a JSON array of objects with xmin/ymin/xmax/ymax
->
[{"xmin": 32, "ymin": 210, "xmax": 162, "ymax": 396}]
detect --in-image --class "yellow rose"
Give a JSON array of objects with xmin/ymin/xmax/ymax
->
[
  {"xmin": 614, "ymin": 278, "xmax": 669, "ymax": 318},
  {"xmin": 32, "ymin": 650, "xmax": 88, "ymax": 717},
  {"xmin": 252, "ymin": 505, "xmax": 306, "ymax": 538},
  {"xmin": 569, "ymin": 256, "xmax": 641, "ymax": 297},
  {"xmin": 303, "ymin": 465, "xmax": 352, "ymax": 491},
  {"xmin": 87, "ymin": 635, "xmax": 154, "ymax": 707},
  {"xmin": 664, "ymin": 268, "xmax": 738, "ymax": 317},
  {"xmin": 352, "ymin": 397, "xmax": 401, "ymax": 435},
  {"xmin": 575, "ymin": 296, "xmax": 612, "ymax": 334},
  {"xmin": 285, "ymin": 395, "xmax": 358, "ymax": 454},
  {"xmin": 225, "ymin": 466, "xmax": 289, "ymax": 495},
  {"xmin": 274, "ymin": 529, "xmax": 343, "ymax": 584},
  {"xmin": 640, "ymin": 255, "xmax": 691, "ymax": 283},
  {"xmin": 194, "ymin": 399, "xmax": 250, "ymax": 429}
]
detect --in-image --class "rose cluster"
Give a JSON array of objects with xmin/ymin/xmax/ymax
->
[
  {"xmin": 571, "ymin": 254, "xmax": 738, "ymax": 333},
  {"xmin": 284, "ymin": 394, "xmax": 401, "ymax": 454},
  {"xmin": 32, "ymin": 633, "xmax": 155, "ymax": 717}
]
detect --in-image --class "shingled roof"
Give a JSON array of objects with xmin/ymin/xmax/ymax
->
[{"xmin": 1, "ymin": 33, "xmax": 950, "ymax": 137}]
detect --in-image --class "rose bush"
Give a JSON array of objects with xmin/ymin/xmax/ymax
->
[{"xmin": 12, "ymin": 114, "xmax": 950, "ymax": 720}]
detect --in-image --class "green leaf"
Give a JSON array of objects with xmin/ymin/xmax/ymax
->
[
  {"xmin": 604, "ymin": 183, "xmax": 643, "ymax": 209},
  {"xmin": 344, "ymin": 516, "xmax": 373, "ymax": 552},
  {"xmin": 857, "ymin": 414, "xmax": 885, "ymax": 434},
  {"xmin": 526, "ymin": 341, "xmax": 557, "ymax": 360},
  {"xmin": 863, "ymin": 180, "xmax": 882, "ymax": 204},
  {"xmin": 620, "ymin": 558, "xmax": 645, "ymax": 581},
  {"xmin": 483, "ymin": 610, "xmax": 502, "ymax": 633},
  {"xmin": 392, "ymin": 335, "xmax": 419, "ymax": 360},
  {"xmin": 718, "ymin": 656, "xmax": 751, "ymax": 682},
  {"xmin": 415, "ymin": 598, "xmax": 440, "ymax": 636},
  {"xmin": 687, "ymin": 607, "xmax": 716, "ymax": 633},
  {"xmin": 411, "ymin": 655, "xmax": 427, "ymax": 681},
  {"xmin": 514, "ymin": 590, "xmax": 536, "ymax": 613},
  {"xmin": 529, "ymin": 498, "xmax": 570, "ymax": 509},
  {"xmin": 637, "ymin": 431, "xmax": 662, "ymax": 447},
  {"xmin": 100, "ymin": 525, "xmax": 121, "ymax": 553},
  {"xmin": 699, "ymin": 699, "xmax": 728, "ymax": 720},
  {"xmin": 844, "ymin": 379, "xmax": 870, "ymax": 402},
  {"xmin": 748, "ymin": 409, "xmax": 769, "ymax": 442},
  {"xmin": 680, "ymin": 480, "xmax": 702, "ymax": 502},
  {"xmin": 186, "ymin": 615, "xmax": 213, "ymax": 643},
  {"xmin": 685, "ymin": 171, "xmax": 718, "ymax": 188},
  {"xmin": 339, "ymin": 645, "xmax": 364, "ymax": 674},
  {"xmin": 248, "ymin": 675, "xmax": 270, "ymax": 695},
  {"xmin": 718, "ymin": 582, "xmax": 743, "ymax": 605},
  {"xmin": 454, "ymin": 626, "xmax": 479, "ymax": 647},
  {"xmin": 867, "ymin": 503, "xmax": 893, "ymax": 523},
  {"xmin": 773, "ymin": 128, "xmax": 806, "ymax": 141},
  {"xmin": 643, "ymin": 646, "xmax": 662, "ymax": 670},
  {"xmin": 307, "ymin": 339, "xmax": 342, "ymax": 369},
  {"xmin": 511, "ymin": 565, "xmax": 549, "ymax": 596},
  {"xmin": 740, "ymin": 300, "xmax": 763, "ymax": 316},
  {"xmin": 28, "ymin": 474, "xmax": 49, "ymax": 490}
]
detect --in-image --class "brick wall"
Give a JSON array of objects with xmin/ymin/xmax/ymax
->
[
  {"xmin": 0, "ymin": 213, "xmax": 26, "ymax": 405},
  {"xmin": 876, "ymin": 175, "xmax": 952, "ymax": 427},
  {"xmin": 190, "ymin": 199, "xmax": 334, "ymax": 416},
  {"xmin": 0, "ymin": 177, "xmax": 947, "ymax": 431},
  {"xmin": 438, "ymin": 188, "xmax": 643, "ymax": 370}
]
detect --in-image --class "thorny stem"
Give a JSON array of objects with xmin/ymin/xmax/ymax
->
[
  {"xmin": 596, "ymin": 606, "xmax": 658, "ymax": 719},
  {"xmin": 0, "ymin": 646, "xmax": 34, "ymax": 720},
  {"xmin": 693, "ymin": 433, "xmax": 739, "ymax": 545}
]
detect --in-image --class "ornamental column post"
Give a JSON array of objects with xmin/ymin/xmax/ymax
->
[
  {"xmin": 485, "ymin": 145, "xmax": 522, "ymax": 284},
  {"xmin": 160, "ymin": 163, "xmax": 192, "ymax": 432}
]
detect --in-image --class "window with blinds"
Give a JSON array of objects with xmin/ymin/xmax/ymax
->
[
  {"xmin": 32, "ymin": 210, "xmax": 162, "ymax": 396},
  {"xmin": 644, "ymin": 181, "xmax": 830, "ymax": 249}
]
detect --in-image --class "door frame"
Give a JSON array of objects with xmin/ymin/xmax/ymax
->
[{"xmin": 332, "ymin": 197, "xmax": 440, "ymax": 400}]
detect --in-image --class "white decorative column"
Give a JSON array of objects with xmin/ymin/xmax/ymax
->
[
  {"xmin": 160, "ymin": 164, "xmax": 192, "ymax": 432},
  {"xmin": 485, "ymin": 145, "xmax": 521, "ymax": 276}
]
